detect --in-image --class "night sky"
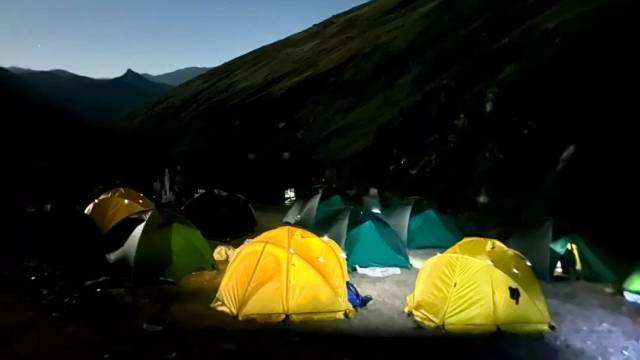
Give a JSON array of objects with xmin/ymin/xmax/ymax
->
[{"xmin": 0, "ymin": 0, "xmax": 367, "ymax": 78}]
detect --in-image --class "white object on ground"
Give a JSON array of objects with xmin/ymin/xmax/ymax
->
[
  {"xmin": 623, "ymin": 291, "xmax": 640, "ymax": 304},
  {"xmin": 355, "ymin": 266, "xmax": 401, "ymax": 277}
]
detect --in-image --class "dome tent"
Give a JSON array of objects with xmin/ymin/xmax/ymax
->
[
  {"xmin": 315, "ymin": 195, "xmax": 349, "ymax": 222},
  {"xmin": 345, "ymin": 218, "xmax": 411, "ymax": 270},
  {"xmin": 509, "ymin": 218, "xmax": 629, "ymax": 283},
  {"xmin": 314, "ymin": 208, "xmax": 351, "ymax": 248},
  {"xmin": 213, "ymin": 226, "xmax": 354, "ymax": 322},
  {"xmin": 369, "ymin": 197, "xmax": 460, "ymax": 249},
  {"xmin": 508, "ymin": 219, "xmax": 554, "ymax": 280},
  {"xmin": 106, "ymin": 209, "xmax": 214, "ymax": 282},
  {"xmin": 97, "ymin": 188, "xmax": 153, "ymax": 207},
  {"xmin": 85, "ymin": 187, "xmax": 153, "ymax": 233},
  {"xmin": 552, "ymin": 234, "xmax": 632, "ymax": 283},
  {"xmin": 282, "ymin": 192, "xmax": 322, "ymax": 228},
  {"xmin": 282, "ymin": 192, "xmax": 352, "ymax": 247},
  {"xmin": 407, "ymin": 209, "xmax": 462, "ymax": 249},
  {"xmin": 181, "ymin": 189, "xmax": 257, "ymax": 239},
  {"xmin": 623, "ymin": 266, "xmax": 640, "ymax": 303},
  {"xmin": 406, "ymin": 238, "xmax": 553, "ymax": 334}
]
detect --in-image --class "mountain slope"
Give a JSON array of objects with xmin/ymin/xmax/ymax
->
[
  {"xmin": 13, "ymin": 68, "xmax": 172, "ymax": 125},
  {"xmin": 134, "ymin": 0, "xmax": 636, "ymax": 251},
  {"xmin": 1, "ymin": 67, "xmax": 147, "ymax": 207},
  {"xmin": 141, "ymin": 67, "xmax": 211, "ymax": 86}
]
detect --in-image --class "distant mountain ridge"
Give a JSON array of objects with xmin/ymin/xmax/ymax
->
[
  {"xmin": 141, "ymin": 67, "xmax": 211, "ymax": 86},
  {"xmin": 7, "ymin": 67, "xmax": 172, "ymax": 125}
]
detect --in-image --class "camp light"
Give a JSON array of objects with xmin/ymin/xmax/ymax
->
[{"xmin": 284, "ymin": 188, "xmax": 296, "ymax": 205}]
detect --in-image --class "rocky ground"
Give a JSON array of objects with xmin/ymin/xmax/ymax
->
[{"xmin": 1, "ymin": 205, "xmax": 638, "ymax": 360}]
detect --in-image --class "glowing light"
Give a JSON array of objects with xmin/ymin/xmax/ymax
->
[
  {"xmin": 371, "ymin": 208, "xmax": 382, "ymax": 214},
  {"xmin": 284, "ymin": 188, "xmax": 296, "ymax": 205},
  {"xmin": 138, "ymin": 199, "xmax": 143, "ymax": 203},
  {"xmin": 30, "ymin": 276, "xmax": 36, "ymax": 280},
  {"xmin": 554, "ymin": 260, "xmax": 563, "ymax": 276},
  {"xmin": 124, "ymin": 199, "xmax": 129, "ymax": 204}
]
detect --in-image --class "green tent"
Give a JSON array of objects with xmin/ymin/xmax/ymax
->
[
  {"xmin": 345, "ymin": 218, "xmax": 411, "ymax": 270},
  {"xmin": 407, "ymin": 210, "xmax": 462, "ymax": 249},
  {"xmin": 623, "ymin": 266, "xmax": 640, "ymax": 303},
  {"xmin": 623, "ymin": 266, "xmax": 640, "ymax": 294},
  {"xmin": 509, "ymin": 219, "xmax": 554, "ymax": 280},
  {"xmin": 551, "ymin": 234, "xmax": 630, "ymax": 284},
  {"xmin": 106, "ymin": 210, "xmax": 214, "ymax": 282}
]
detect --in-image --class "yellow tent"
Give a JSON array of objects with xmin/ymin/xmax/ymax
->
[
  {"xmin": 85, "ymin": 188, "xmax": 153, "ymax": 233},
  {"xmin": 405, "ymin": 237, "xmax": 553, "ymax": 333},
  {"xmin": 97, "ymin": 187, "xmax": 153, "ymax": 208},
  {"xmin": 212, "ymin": 226, "xmax": 355, "ymax": 322}
]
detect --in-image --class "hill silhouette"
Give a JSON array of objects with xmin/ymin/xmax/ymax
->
[{"xmin": 9, "ymin": 67, "xmax": 172, "ymax": 125}]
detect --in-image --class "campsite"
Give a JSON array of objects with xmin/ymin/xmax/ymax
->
[
  {"xmin": 2, "ymin": 0, "xmax": 637, "ymax": 359},
  {"xmin": 2, "ymin": 189, "xmax": 638, "ymax": 359}
]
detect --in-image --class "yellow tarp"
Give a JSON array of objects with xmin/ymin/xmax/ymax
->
[
  {"xmin": 85, "ymin": 188, "xmax": 153, "ymax": 233},
  {"xmin": 406, "ymin": 237, "xmax": 553, "ymax": 333},
  {"xmin": 213, "ymin": 245, "xmax": 236, "ymax": 270},
  {"xmin": 213, "ymin": 226, "xmax": 355, "ymax": 322}
]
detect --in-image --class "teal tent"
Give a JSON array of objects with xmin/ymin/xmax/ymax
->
[
  {"xmin": 551, "ymin": 234, "xmax": 630, "ymax": 284},
  {"xmin": 315, "ymin": 195, "xmax": 349, "ymax": 224},
  {"xmin": 345, "ymin": 218, "xmax": 411, "ymax": 270},
  {"xmin": 509, "ymin": 219, "xmax": 554, "ymax": 280},
  {"xmin": 106, "ymin": 210, "xmax": 214, "ymax": 282},
  {"xmin": 407, "ymin": 210, "xmax": 462, "ymax": 249}
]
